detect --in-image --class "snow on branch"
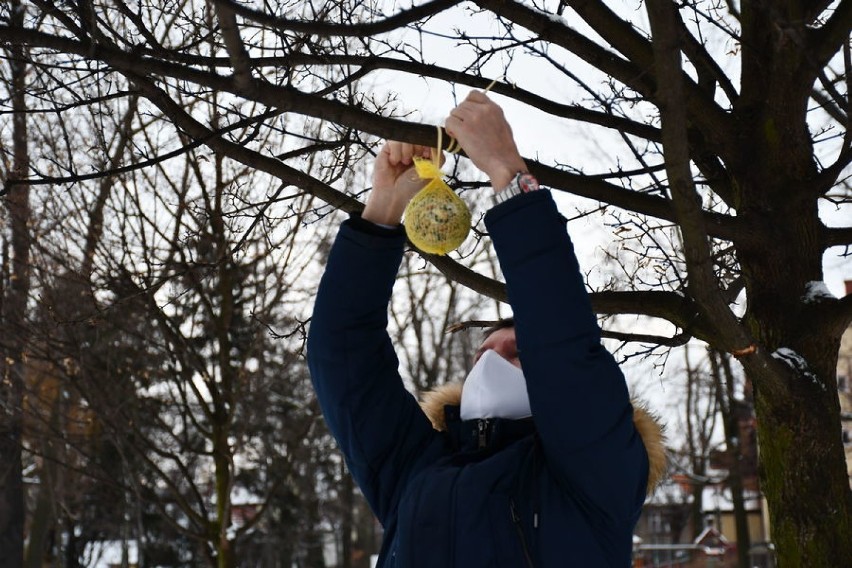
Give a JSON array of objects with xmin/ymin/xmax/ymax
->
[{"xmin": 771, "ymin": 348, "xmax": 826, "ymax": 391}]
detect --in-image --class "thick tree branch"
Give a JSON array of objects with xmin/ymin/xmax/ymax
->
[
  {"xmin": 825, "ymin": 226, "xmax": 852, "ymax": 247},
  {"xmin": 81, "ymin": 47, "xmax": 664, "ymax": 142},
  {"xmin": 808, "ymin": 0, "xmax": 852, "ymax": 70},
  {"xmin": 646, "ymin": 0, "xmax": 757, "ymax": 358},
  {"xmin": 30, "ymin": 0, "xmax": 88, "ymax": 41},
  {"xmin": 220, "ymin": 0, "xmax": 461, "ymax": 37},
  {"xmin": 110, "ymin": 73, "xmax": 722, "ymax": 348},
  {"xmin": 473, "ymin": 0, "xmax": 734, "ymax": 151},
  {"xmin": 529, "ymin": 160, "xmax": 740, "ymax": 241},
  {"xmin": 601, "ymin": 329, "xmax": 691, "ymax": 347},
  {"xmin": 815, "ymin": 144, "xmax": 852, "ymax": 194},
  {"xmin": 125, "ymin": 75, "xmax": 360, "ymax": 214},
  {"xmin": 215, "ymin": 0, "xmax": 254, "ymax": 91},
  {"xmin": 811, "ymin": 87, "xmax": 848, "ymax": 125},
  {"xmin": 0, "ymin": 26, "xmax": 742, "ymax": 240},
  {"xmin": 570, "ymin": 0, "xmax": 738, "ymax": 103}
]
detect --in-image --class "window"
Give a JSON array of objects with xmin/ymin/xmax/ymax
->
[
  {"xmin": 839, "ymin": 375, "xmax": 849, "ymax": 393},
  {"xmin": 843, "ymin": 429, "xmax": 851, "ymax": 446}
]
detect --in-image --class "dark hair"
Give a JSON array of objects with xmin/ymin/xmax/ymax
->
[{"xmin": 483, "ymin": 317, "xmax": 515, "ymax": 339}]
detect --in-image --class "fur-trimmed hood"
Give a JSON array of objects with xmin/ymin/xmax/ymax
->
[{"xmin": 419, "ymin": 382, "xmax": 666, "ymax": 496}]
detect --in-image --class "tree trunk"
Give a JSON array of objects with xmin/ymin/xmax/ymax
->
[
  {"xmin": 341, "ymin": 470, "xmax": 354, "ymax": 568},
  {"xmin": 684, "ymin": 356, "xmax": 705, "ymax": 540},
  {"xmin": 733, "ymin": 112, "xmax": 852, "ymax": 568},
  {"xmin": 751, "ymin": 365, "xmax": 852, "ymax": 564},
  {"xmin": 734, "ymin": 139, "xmax": 852, "ymax": 564},
  {"xmin": 0, "ymin": 1, "xmax": 31, "ymax": 563}
]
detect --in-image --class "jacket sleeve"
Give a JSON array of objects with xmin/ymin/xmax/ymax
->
[
  {"xmin": 484, "ymin": 191, "xmax": 649, "ymax": 523},
  {"xmin": 306, "ymin": 215, "xmax": 444, "ymax": 525}
]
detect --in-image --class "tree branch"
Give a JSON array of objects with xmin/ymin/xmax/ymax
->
[
  {"xmin": 0, "ymin": 26, "xmax": 742, "ymax": 240},
  {"xmin": 825, "ymin": 226, "xmax": 852, "ymax": 247},
  {"xmin": 601, "ymin": 329, "xmax": 691, "ymax": 347},
  {"xmin": 125, "ymin": 75, "xmax": 360, "ymax": 214},
  {"xmin": 101, "ymin": 73, "xmax": 727, "ymax": 348},
  {"xmin": 214, "ymin": 0, "xmax": 254, "ymax": 91},
  {"xmin": 220, "ymin": 0, "xmax": 461, "ymax": 37},
  {"xmin": 473, "ymin": 0, "xmax": 734, "ymax": 151},
  {"xmin": 646, "ymin": 0, "xmax": 757, "ymax": 358},
  {"xmin": 808, "ymin": 0, "xmax": 852, "ymax": 69},
  {"xmin": 529, "ymin": 160, "xmax": 740, "ymax": 241},
  {"xmin": 64, "ymin": 46, "xmax": 665, "ymax": 143},
  {"xmin": 1, "ymin": 109, "xmax": 283, "ymax": 194},
  {"xmin": 570, "ymin": 0, "xmax": 738, "ymax": 103},
  {"xmin": 446, "ymin": 316, "xmax": 692, "ymax": 347}
]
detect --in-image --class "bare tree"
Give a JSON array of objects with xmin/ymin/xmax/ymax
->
[
  {"xmin": 1, "ymin": 0, "xmax": 850, "ymax": 563},
  {"xmin": 0, "ymin": 0, "xmax": 30, "ymax": 563},
  {"xmin": 708, "ymin": 348, "xmax": 754, "ymax": 568},
  {"xmin": 677, "ymin": 347, "xmax": 720, "ymax": 541}
]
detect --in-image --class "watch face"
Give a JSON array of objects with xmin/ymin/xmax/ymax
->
[{"xmin": 518, "ymin": 173, "xmax": 539, "ymax": 193}]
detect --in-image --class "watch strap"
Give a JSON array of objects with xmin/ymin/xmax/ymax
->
[{"xmin": 493, "ymin": 172, "xmax": 540, "ymax": 205}]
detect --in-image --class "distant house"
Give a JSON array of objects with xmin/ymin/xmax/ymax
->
[{"xmin": 635, "ymin": 479, "xmax": 766, "ymax": 550}]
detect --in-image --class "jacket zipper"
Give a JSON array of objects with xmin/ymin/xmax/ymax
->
[
  {"xmin": 509, "ymin": 498, "xmax": 535, "ymax": 568},
  {"xmin": 477, "ymin": 419, "xmax": 490, "ymax": 448}
]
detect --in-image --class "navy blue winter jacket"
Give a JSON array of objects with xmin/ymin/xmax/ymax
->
[{"xmin": 307, "ymin": 191, "xmax": 665, "ymax": 567}]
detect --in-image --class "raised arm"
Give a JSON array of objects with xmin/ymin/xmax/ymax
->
[
  {"xmin": 306, "ymin": 142, "xmax": 445, "ymax": 524},
  {"xmin": 448, "ymin": 92, "xmax": 649, "ymax": 521}
]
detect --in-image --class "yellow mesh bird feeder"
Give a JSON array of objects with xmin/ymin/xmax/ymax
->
[{"xmin": 403, "ymin": 133, "xmax": 471, "ymax": 255}]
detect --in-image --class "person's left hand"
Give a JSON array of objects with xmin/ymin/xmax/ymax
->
[{"xmin": 362, "ymin": 141, "xmax": 442, "ymax": 226}]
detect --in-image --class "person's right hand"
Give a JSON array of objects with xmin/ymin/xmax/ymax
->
[
  {"xmin": 363, "ymin": 141, "xmax": 442, "ymax": 226},
  {"xmin": 444, "ymin": 91, "xmax": 527, "ymax": 192}
]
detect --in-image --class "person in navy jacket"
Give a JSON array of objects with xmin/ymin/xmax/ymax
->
[{"xmin": 307, "ymin": 91, "xmax": 666, "ymax": 567}]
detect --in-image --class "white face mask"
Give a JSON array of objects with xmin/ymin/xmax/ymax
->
[{"xmin": 460, "ymin": 349, "xmax": 532, "ymax": 421}]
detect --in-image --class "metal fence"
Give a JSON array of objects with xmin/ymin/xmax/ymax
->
[{"xmin": 632, "ymin": 542, "xmax": 776, "ymax": 568}]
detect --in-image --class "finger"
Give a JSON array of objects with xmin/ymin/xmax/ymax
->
[
  {"xmin": 444, "ymin": 116, "xmax": 463, "ymax": 139},
  {"xmin": 387, "ymin": 141, "xmax": 404, "ymax": 165},
  {"xmin": 449, "ymin": 102, "xmax": 476, "ymax": 121},
  {"xmin": 465, "ymin": 90, "xmax": 490, "ymax": 103},
  {"xmin": 399, "ymin": 142, "xmax": 415, "ymax": 165},
  {"xmin": 420, "ymin": 147, "xmax": 446, "ymax": 164}
]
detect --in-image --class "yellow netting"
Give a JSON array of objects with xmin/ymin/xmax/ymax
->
[{"xmin": 404, "ymin": 152, "xmax": 471, "ymax": 255}]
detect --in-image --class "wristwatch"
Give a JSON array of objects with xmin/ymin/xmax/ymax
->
[{"xmin": 493, "ymin": 172, "xmax": 541, "ymax": 205}]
